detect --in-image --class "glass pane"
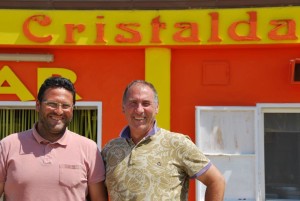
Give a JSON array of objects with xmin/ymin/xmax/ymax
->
[
  {"xmin": 0, "ymin": 109, "xmax": 98, "ymax": 142},
  {"xmin": 265, "ymin": 113, "xmax": 300, "ymax": 200}
]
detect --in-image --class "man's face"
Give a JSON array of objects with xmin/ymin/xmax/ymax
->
[
  {"xmin": 122, "ymin": 84, "xmax": 159, "ymax": 137},
  {"xmin": 36, "ymin": 87, "xmax": 74, "ymax": 141}
]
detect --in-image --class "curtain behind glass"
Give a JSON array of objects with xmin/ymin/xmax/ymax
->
[{"xmin": 0, "ymin": 109, "xmax": 97, "ymax": 142}]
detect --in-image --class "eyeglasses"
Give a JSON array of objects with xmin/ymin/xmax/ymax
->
[{"xmin": 43, "ymin": 101, "xmax": 73, "ymax": 110}]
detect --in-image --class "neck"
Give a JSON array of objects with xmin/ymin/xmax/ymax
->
[
  {"xmin": 130, "ymin": 127, "xmax": 152, "ymax": 144},
  {"xmin": 36, "ymin": 123, "xmax": 65, "ymax": 142},
  {"xmin": 131, "ymin": 134, "xmax": 146, "ymax": 144},
  {"xmin": 128, "ymin": 122, "xmax": 156, "ymax": 144}
]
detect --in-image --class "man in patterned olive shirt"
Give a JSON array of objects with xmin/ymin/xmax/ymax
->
[{"xmin": 101, "ymin": 80, "xmax": 225, "ymax": 200}]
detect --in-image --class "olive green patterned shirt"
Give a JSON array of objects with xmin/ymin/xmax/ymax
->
[{"xmin": 101, "ymin": 128, "xmax": 210, "ymax": 201}]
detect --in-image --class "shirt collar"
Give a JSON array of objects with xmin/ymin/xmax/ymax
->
[
  {"xmin": 120, "ymin": 121, "xmax": 160, "ymax": 139},
  {"xmin": 32, "ymin": 123, "xmax": 68, "ymax": 146}
]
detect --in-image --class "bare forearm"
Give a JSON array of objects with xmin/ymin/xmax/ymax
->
[
  {"xmin": 205, "ymin": 179, "xmax": 225, "ymax": 201},
  {"xmin": 197, "ymin": 164, "xmax": 225, "ymax": 201},
  {"xmin": 89, "ymin": 181, "xmax": 108, "ymax": 201}
]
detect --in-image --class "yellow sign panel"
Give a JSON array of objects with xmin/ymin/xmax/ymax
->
[{"xmin": 0, "ymin": 7, "xmax": 299, "ymax": 46}]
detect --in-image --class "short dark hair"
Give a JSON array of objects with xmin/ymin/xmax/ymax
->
[
  {"xmin": 37, "ymin": 76, "xmax": 76, "ymax": 105},
  {"xmin": 122, "ymin": 80, "xmax": 159, "ymax": 105}
]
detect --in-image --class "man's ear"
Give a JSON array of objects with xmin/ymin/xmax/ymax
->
[
  {"xmin": 122, "ymin": 105, "xmax": 125, "ymax": 113},
  {"xmin": 36, "ymin": 100, "xmax": 41, "ymax": 112},
  {"xmin": 156, "ymin": 104, "xmax": 159, "ymax": 114}
]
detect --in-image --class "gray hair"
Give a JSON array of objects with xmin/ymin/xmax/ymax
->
[{"xmin": 122, "ymin": 80, "xmax": 159, "ymax": 105}]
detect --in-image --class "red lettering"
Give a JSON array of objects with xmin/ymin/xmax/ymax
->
[
  {"xmin": 64, "ymin": 24, "xmax": 85, "ymax": 43},
  {"xmin": 173, "ymin": 22, "xmax": 200, "ymax": 42},
  {"xmin": 268, "ymin": 19, "xmax": 298, "ymax": 40},
  {"xmin": 228, "ymin": 11, "xmax": 260, "ymax": 41},
  {"xmin": 23, "ymin": 15, "xmax": 52, "ymax": 43},
  {"xmin": 20, "ymin": 11, "xmax": 300, "ymax": 46},
  {"xmin": 150, "ymin": 16, "xmax": 166, "ymax": 43},
  {"xmin": 208, "ymin": 12, "xmax": 222, "ymax": 42},
  {"xmin": 95, "ymin": 16, "xmax": 106, "ymax": 43},
  {"xmin": 115, "ymin": 23, "xmax": 141, "ymax": 43}
]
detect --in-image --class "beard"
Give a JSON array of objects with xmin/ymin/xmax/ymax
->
[{"xmin": 37, "ymin": 111, "xmax": 72, "ymax": 140}]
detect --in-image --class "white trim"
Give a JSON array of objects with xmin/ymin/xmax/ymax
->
[
  {"xmin": 257, "ymin": 103, "xmax": 300, "ymax": 113},
  {"xmin": 0, "ymin": 101, "xmax": 102, "ymax": 149},
  {"xmin": 0, "ymin": 101, "xmax": 36, "ymax": 108},
  {"xmin": 0, "ymin": 53, "xmax": 53, "ymax": 62}
]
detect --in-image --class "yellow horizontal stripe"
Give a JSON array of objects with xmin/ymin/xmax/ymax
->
[{"xmin": 0, "ymin": 7, "xmax": 300, "ymax": 46}]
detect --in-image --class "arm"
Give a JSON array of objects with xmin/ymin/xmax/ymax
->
[
  {"xmin": 197, "ymin": 164, "xmax": 225, "ymax": 201},
  {"xmin": 88, "ymin": 181, "xmax": 108, "ymax": 201},
  {"xmin": 0, "ymin": 182, "xmax": 3, "ymax": 196}
]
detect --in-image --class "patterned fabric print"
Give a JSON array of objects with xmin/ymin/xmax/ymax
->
[{"xmin": 101, "ymin": 128, "xmax": 210, "ymax": 201}]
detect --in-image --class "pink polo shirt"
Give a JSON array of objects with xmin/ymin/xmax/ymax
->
[{"xmin": 0, "ymin": 125, "xmax": 105, "ymax": 201}]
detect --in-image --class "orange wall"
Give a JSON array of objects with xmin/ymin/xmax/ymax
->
[
  {"xmin": 2, "ymin": 45, "xmax": 300, "ymax": 200},
  {"xmin": 53, "ymin": 49, "xmax": 146, "ymax": 143},
  {"xmin": 171, "ymin": 46, "xmax": 300, "ymax": 139},
  {"xmin": 171, "ymin": 45, "xmax": 300, "ymax": 199},
  {"xmin": 1, "ymin": 6, "xmax": 300, "ymax": 201},
  {"xmin": 0, "ymin": 48, "xmax": 145, "ymax": 145}
]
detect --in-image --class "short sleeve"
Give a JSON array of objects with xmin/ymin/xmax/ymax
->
[
  {"xmin": 87, "ymin": 142, "xmax": 105, "ymax": 184},
  {"xmin": 177, "ymin": 135, "xmax": 210, "ymax": 177}
]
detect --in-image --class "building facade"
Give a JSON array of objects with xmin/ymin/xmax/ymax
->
[{"xmin": 1, "ymin": 1, "xmax": 300, "ymax": 200}]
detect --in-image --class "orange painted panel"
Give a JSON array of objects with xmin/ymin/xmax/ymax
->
[
  {"xmin": 171, "ymin": 45, "xmax": 300, "ymax": 200},
  {"xmin": 3, "ymin": 45, "xmax": 300, "ymax": 201},
  {"xmin": 172, "ymin": 46, "xmax": 300, "ymax": 138},
  {"xmin": 0, "ymin": 48, "xmax": 145, "ymax": 145}
]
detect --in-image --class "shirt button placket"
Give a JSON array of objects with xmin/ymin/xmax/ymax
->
[{"xmin": 43, "ymin": 143, "xmax": 53, "ymax": 165}]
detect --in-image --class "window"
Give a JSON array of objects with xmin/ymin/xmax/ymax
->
[
  {"xmin": 196, "ymin": 104, "xmax": 300, "ymax": 200},
  {"xmin": 290, "ymin": 59, "xmax": 300, "ymax": 83},
  {"xmin": 258, "ymin": 104, "xmax": 300, "ymax": 200},
  {"xmin": 196, "ymin": 106, "xmax": 258, "ymax": 201},
  {"xmin": 0, "ymin": 101, "xmax": 102, "ymax": 148}
]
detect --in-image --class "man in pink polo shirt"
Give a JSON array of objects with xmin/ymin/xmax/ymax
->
[{"xmin": 0, "ymin": 77, "xmax": 107, "ymax": 201}]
